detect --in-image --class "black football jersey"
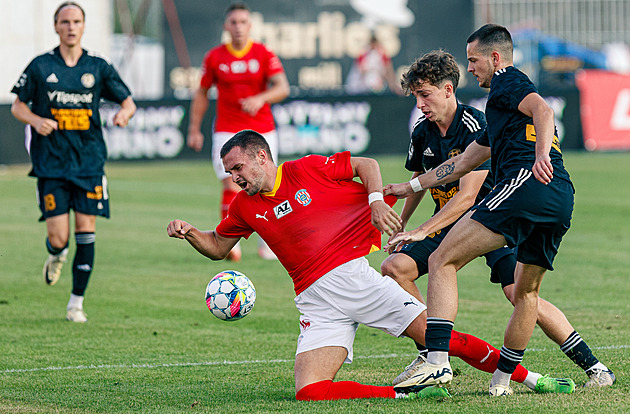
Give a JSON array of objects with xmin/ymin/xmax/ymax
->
[
  {"xmin": 478, "ymin": 66, "xmax": 570, "ymax": 183},
  {"xmin": 11, "ymin": 47, "xmax": 131, "ymax": 181},
  {"xmin": 406, "ymin": 103, "xmax": 493, "ymax": 216}
]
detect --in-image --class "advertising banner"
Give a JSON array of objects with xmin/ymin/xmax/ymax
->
[
  {"xmin": 576, "ymin": 69, "xmax": 630, "ymax": 151},
  {"xmin": 162, "ymin": 0, "xmax": 476, "ymax": 98},
  {"xmin": 0, "ymin": 87, "xmax": 584, "ymax": 165}
]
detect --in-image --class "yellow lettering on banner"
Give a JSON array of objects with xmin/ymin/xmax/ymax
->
[
  {"xmin": 51, "ymin": 108, "xmax": 92, "ymax": 131},
  {"xmin": 87, "ymin": 186, "xmax": 103, "ymax": 200},
  {"xmin": 44, "ymin": 194, "xmax": 56, "ymax": 211},
  {"xmin": 525, "ymin": 124, "xmax": 562, "ymax": 153}
]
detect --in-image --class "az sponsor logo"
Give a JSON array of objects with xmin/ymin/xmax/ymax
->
[{"xmin": 273, "ymin": 200, "xmax": 293, "ymax": 219}]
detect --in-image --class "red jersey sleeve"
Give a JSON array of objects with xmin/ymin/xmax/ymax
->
[
  {"xmin": 199, "ymin": 49, "xmax": 215, "ymax": 90},
  {"xmin": 299, "ymin": 151, "xmax": 353, "ymax": 181},
  {"xmin": 215, "ymin": 194, "xmax": 255, "ymax": 239},
  {"xmin": 264, "ymin": 45, "xmax": 285, "ymax": 77}
]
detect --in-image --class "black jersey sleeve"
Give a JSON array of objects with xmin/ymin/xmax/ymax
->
[
  {"xmin": 469, "ymin": 132, "xmax": 492, "ymax": 172},
  {"xmin": 404, "ymin": 119, "xmax": 427, "ymax": 172},
  {"xmin": 100, "ymin": 61, "xmax": 131, "ymax": 104},
  {"xmin": 11, "ymin": 60, "xmax": 37, "ymax": 103},
  {"xmin": 492, "ymin": 70, "xmax": 537, "ymax": 111},
  {"xmin": 475, "ymin": 122, "xmax": 491, "ymax": 147}
]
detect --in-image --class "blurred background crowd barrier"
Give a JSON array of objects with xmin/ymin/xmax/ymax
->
[{"xmin": 2, "ymin": 0, "xmax": 629, "ymax": 165}]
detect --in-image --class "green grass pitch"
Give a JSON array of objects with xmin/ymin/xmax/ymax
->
[{"xmin": 0, "ymin": 152, "xmax": 628, "ymax": 413}]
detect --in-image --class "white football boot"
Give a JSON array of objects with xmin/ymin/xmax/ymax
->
[
  {"xmin": 66, "ymin": 307, "xmax": 88, "ymax": 323},
  {"xmin": 393, "ymin": 354, "xmax": 427, "ymax": 386},
  {"xmin": 43, "ymin": 248, "xmax": 68, "ymax": 286}
]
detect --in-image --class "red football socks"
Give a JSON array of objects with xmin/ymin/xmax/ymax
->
[
  {"xmin": 449, "ymin": 330, "xmax": 528, "ymax": 383},
  {"xmin": 221, "ymin": 189, "xmax": 238, "ymax": 219},
  {"xmin": 295, "ymin": 380, "xmax": 395, "ymax": 400}
]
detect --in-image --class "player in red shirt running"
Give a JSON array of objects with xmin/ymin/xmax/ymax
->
[
  {"xmin": 187, "ymin": 2, "xmax": 289, "ymax": 262},
  {"xmin": 167, "ymin": 130, "xmax": 564, "ymax": 401}
]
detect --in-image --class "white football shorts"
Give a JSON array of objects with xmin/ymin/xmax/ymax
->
[
  {"xmin": 212, "ymin": 130, "xmax": 279, "ymax": 179},
  {"xmin": 294, "ymin": 257, "xmax": 425, "ymax": 363}
]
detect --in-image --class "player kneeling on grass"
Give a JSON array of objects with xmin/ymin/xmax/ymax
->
[{"xmin": 168, "ymin": 130, "xmax": 568, "ymax": 400}]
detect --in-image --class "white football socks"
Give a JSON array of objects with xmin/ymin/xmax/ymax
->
[{"xmin": 67, "ymin": 293, "xmax": 84, "ymax": 310}]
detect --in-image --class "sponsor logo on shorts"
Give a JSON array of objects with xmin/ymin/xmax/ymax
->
[
  {"xmin": 299, "ymin": 320, "xmax": 311, "ymax": 330},
  {"xmin": 87, "ymin": 186, "xmax": 103, "ymax": 200}
]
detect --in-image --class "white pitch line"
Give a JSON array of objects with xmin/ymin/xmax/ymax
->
[{"xmin": 2, "ymin": 345, "xmax": 628, "ymax": 374}]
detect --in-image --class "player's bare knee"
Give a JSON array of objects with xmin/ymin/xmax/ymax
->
[
  {"xmin": 502, "ymin": 285, "xmax": 517, "ymax": 306},
  {"xmin": 512, "ymin": 289, "xmax": 539, "ymax": 308},
  {"xmin": 381, "ymin": 256, "xmax": 412, "ymax": 284},
  {"xmin": 47, "ymin": 233, "xmax": 69, "ymax": 249},
  {"xmin": 403, "ymin": 313, "xmax": 427, "ymax": 344},
  {"xmin": 427, "ymin": 250, "xmax": 448, "ymax": 273}
]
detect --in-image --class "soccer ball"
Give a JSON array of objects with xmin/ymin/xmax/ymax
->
[{"xmin": 205, "ymin": 270, "xmax": 256, "ymax": 321}]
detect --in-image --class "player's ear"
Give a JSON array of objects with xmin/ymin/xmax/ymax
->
[
  {"xmin": 257, "ymin": 149, "xmax": 267, "ymax": 164},
  {"xmin": 444, "ymin": 82, "xmax": 454, "ymax": 98},
  {"xmin": 491, "ymin": 51, "xmax": 500, "ymax": 67}
]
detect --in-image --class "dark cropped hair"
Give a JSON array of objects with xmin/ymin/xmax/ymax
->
[
  {"xmin": 401, "ymin": 50, "xmax": 460, "ymax": 95},
  {"xmin": 225, "ymin": 1, "xmax": 250, "ymax": 18},
  {"xmin": 467, "ymin": 24, "xmax": 513, "ymax": 60},
  {"xmin": 54, "ymin": 1, "xmax": 85, "ymax": 23},
  {"xmin": 221, "ymin": 130, "xmax": 273, "ymax": 163}
]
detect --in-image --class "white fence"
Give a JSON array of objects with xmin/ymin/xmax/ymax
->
[{"xmin": 475, "ymin": 0, "xmax": 630, "ymax": 48}]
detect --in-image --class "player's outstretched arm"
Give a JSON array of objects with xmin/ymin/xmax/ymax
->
[
  {"xmin": 167, "ymin": 219, "xmax": 239, "ymax": 260},
  {"xmin": 384, "ymin": 169, "xmax": 488, "ymax": 252},
  {"xmin": 384, "ymin": 141, "xmax": 490, "ymax": 198}
]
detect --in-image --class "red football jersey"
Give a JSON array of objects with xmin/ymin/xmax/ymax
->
[
  {"xmin": 216, "ymin": 151, "xmax": 396, "ymax": 295},
  {"xmin": 200, "ymin": 40, "xmax": 284, "ymax": 134}
]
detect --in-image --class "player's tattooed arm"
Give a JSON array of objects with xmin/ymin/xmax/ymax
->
[{"xmin": 435, "ymin": 162, "xmax": 455, "ymax": 182}]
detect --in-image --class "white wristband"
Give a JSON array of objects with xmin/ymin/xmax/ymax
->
[
  {"xmin": 368, "ymin": 192, "xmax": 384, "ymax": 205},
  {"xmin": 409, "ymin": 177, "xmax": 423, "ymax": 193}
]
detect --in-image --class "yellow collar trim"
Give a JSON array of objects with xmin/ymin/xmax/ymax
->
[
  {"xmin": 261, "ymin": 164, "xmax": 283, "ymax": 197},
  {"xmin": 226, "ymin": 39, "xmax": 253, "ymax": 59}
]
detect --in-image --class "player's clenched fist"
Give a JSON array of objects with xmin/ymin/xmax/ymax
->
[{"xmin": 167, "ymin": 219, "xmax": 194, "ymax": 239}]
